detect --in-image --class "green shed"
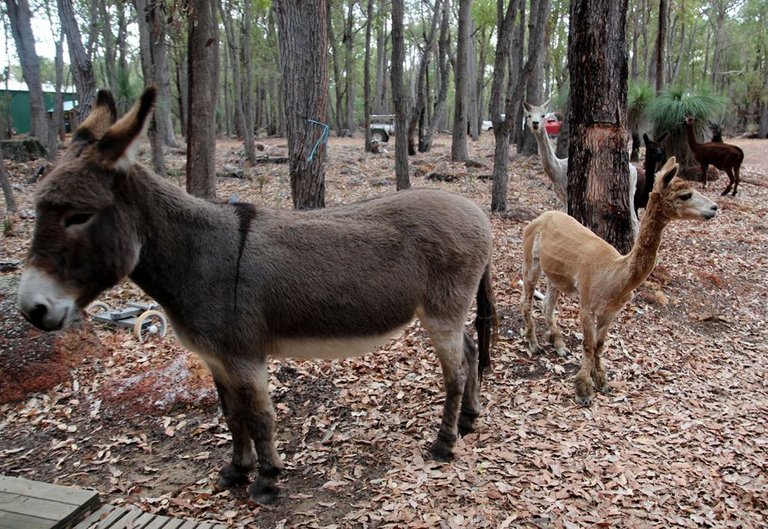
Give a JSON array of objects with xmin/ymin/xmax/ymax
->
[{"xmin": 1, "ymin": 80, "xmax": 77, "ymax": 135}]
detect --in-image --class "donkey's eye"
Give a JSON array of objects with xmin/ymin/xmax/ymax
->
[
  {"xmin": 64, "ymin": 212, "xmax": 93, "ymax": 227},
  {"xmin": 679, "ymin": 193, "xmax": 693, "ymax": 201}
]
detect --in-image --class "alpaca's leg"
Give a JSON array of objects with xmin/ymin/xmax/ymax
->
[
  {"xmin": 730, "ymin": 166, "xmax": 740, "ymax": 196},
  {"xmin": 522, "ymin": 251, "xmax": 543, "ymax": 355},
  {"xmin": 574, "ymin": 311, "xmax": 597, "ymax": 406},
  {"xmin": 701, "ymin": 163, "xmax": 709, "ymax": 189},
  {"xmin": 591, "ymin": 315, "xmax": 614, "ymax": 395},
  {"xmin": 543, "ymin": 285, "xmax": 568, "ymax": 357},
  {"xmin": 721, "ymin": 167, "xmax": 734, "ymax": 196}
]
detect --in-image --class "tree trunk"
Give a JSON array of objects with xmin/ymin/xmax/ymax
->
[
  {"xmin": 275, "ymin": 0, "xmax": 329, "ymax": 209},
  {"xmin": 374, "ymin": 0, "xmax": 388, "ymax": 114},
  {"xmin": 0, "ymin": 145, "xmax": 17, "ymax": 213},
  {"xmin": 490, "ymin": 0, "xmax": 547, "ymax": 211},
  {"xmin": 466, "ymin": 20, "xmax": 479, "ymax": 140},
  {"xmin": 5, "ymin": 0, "xmax": 49, "ymax": 141},
  {"xmin": 328, "ymin": 0, "xmax": 345, "ymax": 136},
  {"xmin": 186, "ymin": 0, "xmax": 219, "ymax": 199},
  {"xmin": 655, "ymin": 0, "xmax": 667, "ymax": 91},
  {"xmin": 567, "ymin": 0, "xmax": 632, "ymax": 254},
  {"xmin": 391, "ymin": 0, "xmax": 410, "ymax": 189},
  {"xmin": 407, "ymin": 0, "xmax": 441, "ymax": 155},
  {"xmin": 242, "ymin": 0, "xmax": 256, "ymax": 153},
  {"xmin": 344, "ymin": 0, "xmax": 357, "ymax": 136},
  {"xmin": 520, "ymin": 0, "xmax": 548, "ymax": 156},
  {"xmin": 58, "ymin": 0, "xmax": 97, "ymax": 124},
  {"xmin": 451, "ymin": 0, "xmax": 472, "ymax": 161},
  {"xmin": 421, "ymin": 0, "xmax": 451, "ymax": 152},
  {"xmin": 363, "ymin": 0, "xmax": 374, "ymax": 151}
]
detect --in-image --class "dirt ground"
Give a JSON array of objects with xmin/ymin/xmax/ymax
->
[{"xmin": 1, "ymin": 132, "xmax": 767, "ymax": 528}]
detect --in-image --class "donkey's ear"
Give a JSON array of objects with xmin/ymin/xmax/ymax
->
[
  {"xmin": 96, "ymin": 87, "xmax": 157, "ymax": 167},
  {"xmin": 72, "ymin": 89, "xmax": 118, "ymax": 145}
]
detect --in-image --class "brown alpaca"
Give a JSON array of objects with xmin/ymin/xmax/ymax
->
[
  {"xmin": 685, "ymin": 116, "xmax": 744, "ymax": 196},
  {"xmin": 521, "ymin": 157, "xmax": 718, "ymax": 406}
]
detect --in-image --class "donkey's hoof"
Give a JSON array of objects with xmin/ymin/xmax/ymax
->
[
  {"xmin": 217, "ymin": 463, "xmax": 251, "ymax": 489},
  {"xmin": 457, "ymin": 414, "xmax": 478, "ymax": 436},
  {"xmin": 596, "ymin": 384, "xmax": 612, "ymax": 395},
  {"xmin": 248, "ymin": 477, "xmax": 279, "ymax": 505},
  {"xmin": 429, "ymin": 441, "xmax": 455, "ymax": 462}
]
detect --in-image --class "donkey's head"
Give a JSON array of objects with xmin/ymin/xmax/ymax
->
[
  {"xmin": 17, "ymin": 88, "xmax": 157, "ymax": 331},
  {"xmin": 651, "ymin": 157, "xmax": 718, "ymax": 222},
  {"xmin": 523, "ymin": 99, "xmax": 551, "ymax": 133}
]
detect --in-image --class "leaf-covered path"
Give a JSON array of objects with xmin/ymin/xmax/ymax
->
[{"xmin": 1, "ymin": 135, "xmax": 766, "ymax": 528}]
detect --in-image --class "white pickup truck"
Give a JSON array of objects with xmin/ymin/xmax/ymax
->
[{"xmin": 369, "ymin": 114, "xmax": 395, "ymax": 142}]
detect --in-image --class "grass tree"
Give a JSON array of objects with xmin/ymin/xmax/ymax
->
[
  {"xmin": 646, "ymin": 87, "xmax": 728, "ymax": 169},
  {"xmin": 627, "ymin": 81, "xmax": 655, "ymax": 161}
]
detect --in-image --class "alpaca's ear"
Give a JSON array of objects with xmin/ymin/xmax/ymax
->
[
  {"xmin": 658, "ymin": 157, "xmax": 678, "ymax": 187},
  {"xmin": 523, "ymin": 102, "xmax": 532, "ymax": 112},
  {"xmin": 656, "ymin": 132, "xmax": 668, "ymax": 143},
  {"xmin": 96, "ymin": 87, "xmax": 157, "ymax": 168},
  {"xmin": 642, "ymin": 133, "xmax": 650, "ymax": 144},
  {"xmin": 542, "ymin": 98, "xmax": 551, "ymax": 109}
]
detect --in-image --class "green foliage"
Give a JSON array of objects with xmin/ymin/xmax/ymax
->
[
  {"xmin": 646, "ymin": 87, "xmax": 729, "ymax": 166},
  {"xmin": 627, "ymin": 81, "xmax": 654, "ymax": 131},
  {"xmin": 647, "ymin": 87, "xmax": 728, "ymax": 135}
]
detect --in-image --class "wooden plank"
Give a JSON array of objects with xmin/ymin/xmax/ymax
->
[
  {"xmin": 142, "ymin": 515, "xmax": 174, "ymax": 529},
  {"xmin": 0, "ymin": 476, "xmax": 98, "ymax": 507},
  {"xmin": 0, "ymin": 494, "xmax": 84, "ymax": 522},
  {"xmin": 73, "ymin": 505, "xmax": 128, "ymax": 529},
  {"xmin": 130, "ymin": 512, "xmax": 158, "ymax": 529},
  {"xmin": 0, "ymin": 510, "xmax": 56, "ymax": 529},
  {"xmin": 107, "ymin": 508, "xmax": 145, "ymax": 529},
  {"xmin": 175, "ymin": 521, "xmax": 200, "ymax": 529}
]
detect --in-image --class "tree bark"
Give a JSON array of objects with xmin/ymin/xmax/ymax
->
[
  {"xmin": 5, "ymin": 0, "xmax": 49, "ymax": 141},
  {"xmin": 344, "ymin": 0, "xmax": 357, "ymax": 135},
  {"xmin": 451, "ymin": 0, "xmax": 472, "ymax": 161},
  {"xmin": 407, "ymin": 0, "xmax": 441, "ymax": 155},
  {"xmin": 275, "ymin": 0, "xmax": 329, "ymax": 209},
  {"xmin": 363, "ymin": 0, "xmax": 374, "ymax": 151},
  {"xmin": 391, "ymin": 0, "xmax": 410, "ymax": 190},
  {"xmin": 421, "ymin": 0, "xmax": 451, "ymax": 152},
  {"xmin": 186, "ymin": 0, "xmax": 219, "ymax": 199},
  {"xmin": 655, "ymin": 0, "xmax": 667, "ymax": 91},
  {"xmin": 0, "ymin": 145, "xmax": 17, "ymax": 213},
  {"xmin": 374, "ymin": 0, "xmax": 388, "ymax": 114},
  {"xmin": 520, "ymin": 0, "xmax": 549, "ymax": 156},
  {"xmin": 328, "ymin": 0, "xmax": 345, "ymax": 135},
  {"xmin": 58, "ymin": 0, "xmax": 97, "ymax": 124},
  {"xmin": 567, "ymin": 0, "xmax": 632, "ymax": 254}
]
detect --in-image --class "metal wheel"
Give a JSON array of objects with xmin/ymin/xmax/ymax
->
[
  {"xmin": 133, "ymin": 310, "xmax": 168, "ymax": 343},
  {"xmin": 86, "ymin": 301, "xmax": 111, "ymax": 315},
  {"xmin": 371, "ymin": 129, "xmax": 388, "ymax": 143}
]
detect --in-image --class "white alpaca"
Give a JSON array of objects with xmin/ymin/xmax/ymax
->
[
  {"xmin": 523, "ymin": 100, "xmax": 640, "ymax": 239},
  {"xmin": 521, "ymin": 157, "xmax": 718, "ymax": 405}
]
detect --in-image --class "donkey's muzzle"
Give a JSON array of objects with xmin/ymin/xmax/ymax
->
[{"xmin": 17, "ymin": 266, "xmax": 76, "ymax": 331}]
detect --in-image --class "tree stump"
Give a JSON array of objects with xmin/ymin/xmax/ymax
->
[{"xmin": 0, "ymin": 138, "xmax": 47, "ymax": 162}]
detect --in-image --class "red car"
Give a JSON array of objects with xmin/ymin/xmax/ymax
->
[{"xmin": 544, "ymin": 113, "xmax": 562, "ymax": 137}]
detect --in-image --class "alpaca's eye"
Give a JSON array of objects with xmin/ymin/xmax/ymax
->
[
  {"xmin": 64, "ymin": 212, "xmax": 93, "ymax": 227},
  {"xmin": 679, "ymin": 193, "xmax": 692, "ymax": 201}
]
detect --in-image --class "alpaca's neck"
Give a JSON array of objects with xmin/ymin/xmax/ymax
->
[
  {"xmin": 685, "ymin": 124, "xmax": 699, "ymax": 151},
  {"xmin": 532, "ymin": 128, "xmax": 567, "ymax": 203},
  {"xmin": 624, "ymin": 195, "xmax": 668, "ymax": 289},
  {"xmin": 533, "ymin": 127, "xmax": 561, "ymax": 177}
]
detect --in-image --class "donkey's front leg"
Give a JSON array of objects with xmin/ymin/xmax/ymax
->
[
  {"xmin": 428, "ymin": 329, "xmax": 468, "ymax": 461},
  {"xmin": 214, "ymin": 380, "xmax": 257, "ymax": 489}
]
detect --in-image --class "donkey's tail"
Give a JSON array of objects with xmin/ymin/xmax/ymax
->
[{"xmin": 475, "ymin": 262, "xmax": 498, "ymax": 381}]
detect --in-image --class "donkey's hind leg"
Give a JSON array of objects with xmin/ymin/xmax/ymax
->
[
  {"xmin": 458, "ymin": 332, "xmax": 480, "ymax": 435},
  {"xmin": 422, "ymin": 320, "xmax": 468, "ymax": 461},
  {"xmin": 224, "ymin": 361, "xmax": 284, "ymax": 504},
  {"xmin": 215, "ymin": 380, "xmax": 257, "ymax": 489}
]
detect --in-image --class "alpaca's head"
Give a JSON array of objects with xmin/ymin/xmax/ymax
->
[
  {"xmin": 523, "ymin": 99, "xmax": 551, "ymax": 133},
  {"xmin": 651, "ymin": 157, "xmax": 718, "ymax": 221}
]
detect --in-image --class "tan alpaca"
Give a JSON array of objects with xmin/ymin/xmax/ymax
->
[{"xmin": 521, "ymin": 157, "xmax": 718, "ymax": 405}]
